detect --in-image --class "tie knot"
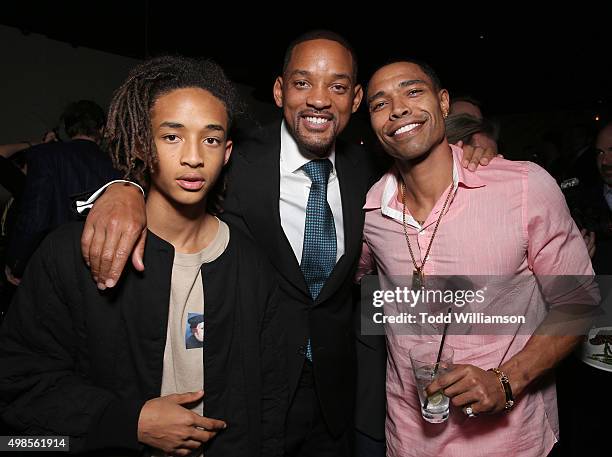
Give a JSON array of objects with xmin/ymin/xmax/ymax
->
[{"xmin": 302, "ymin": 159, "xmax": 332, "ymax": 185}]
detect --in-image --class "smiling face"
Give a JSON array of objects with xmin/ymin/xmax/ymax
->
[
  {"xmin": 273, "ymin": 38, "xmax": 363, "ymax": 157},
  {"xmin": 147, "ymin": 87, "xmax": 233, "ymax": 208},
  {"xmin": 367, "ymin": 62, "xmax": 449, "ymax": 163}
]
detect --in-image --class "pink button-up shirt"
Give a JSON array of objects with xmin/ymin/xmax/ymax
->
[{"xmin": 357, "ymin": 145, "xmax": 594, "ymax": 457}]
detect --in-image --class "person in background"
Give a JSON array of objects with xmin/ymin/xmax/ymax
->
[{"xmin": 4, "ymin": 100, "xmax": 119, "ymax": 286}]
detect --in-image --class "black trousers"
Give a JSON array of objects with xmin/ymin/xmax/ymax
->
[{"xmin": 284, "ymin": 361, "xmax": 351, "ymax": 457}]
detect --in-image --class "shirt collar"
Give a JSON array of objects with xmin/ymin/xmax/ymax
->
[
  {"xmin": 279, "ymin": 120, "xmax": 336, "ymax": 174},
  {"xmin": 365, "ymin": 145, "xmax": 486, "ymax": 224}
]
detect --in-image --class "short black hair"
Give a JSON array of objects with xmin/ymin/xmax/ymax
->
[
  {"xmin": 367, "ymin": 58, "xmax": 443, "ymax": 97},
  {"xmin": 451, "ymin": 95, "xmax": 482, "ymax": 108},
  {"xmin": 445, "ymin": 113, "xmax": 499, "ymax": 145},
  {"xmin": 61, "ymin": 100, "xmax": 105, "ymax": 139},
  {"xmin": 105, "ymin": 55, "xmax": 242, "ymax": 215},
  {"xmin": 282, "ymin": 29, "xmax": 358, "ymax": 82}
]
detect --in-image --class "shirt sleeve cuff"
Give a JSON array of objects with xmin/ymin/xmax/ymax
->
[{"xmin": 75, "ymin": 180, "xmax": 145, "ymax": 214}]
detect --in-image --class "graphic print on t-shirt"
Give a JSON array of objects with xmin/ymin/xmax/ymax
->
[{"xmin": 185, "ymin": 312, "xmax": 204, "ymax": 349}]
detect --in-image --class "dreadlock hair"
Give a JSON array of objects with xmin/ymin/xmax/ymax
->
[{"xmin": 105, "ymin": 55, "xmax": 241, "ymax": 216}]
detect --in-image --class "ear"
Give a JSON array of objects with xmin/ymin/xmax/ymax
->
[
  {"xmin": 273, "ymin": 76, "xmax": 284, "ymax": 108},
  {"xmin": 352, "ymin": 83, "xmax": 364, "ymax": 114},
  {"xmin": 439, "ymin": 89, "xmax": 450, "ymax": 118},
  {"xmin": 223, "ymin": 139, "xmax": 233, "ymax": 166}
]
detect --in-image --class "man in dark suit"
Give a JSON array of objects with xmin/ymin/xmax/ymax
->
[
  {"xmin": 221, "ymin": 32, "xmax": 377, "ymax": 456},
  {"xmin": 78, "ymin": 32, "xmax": 495, "ymax": 457},
  {"xmin": 555, "ymin": 120, "xmax": 612, "ymax": 457},
  {"xmin": 4, "ymin": 100, "xmax": 119, "ymax": 285},
  {"xmin": 563, "ymin": 120, "xmax": 612, "ymax": 274}
]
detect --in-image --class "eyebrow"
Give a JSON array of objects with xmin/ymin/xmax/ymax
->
[
  {"xmin": 158, "ymin": 121, "xmax": 225, "ymax": 133},
  {"xmin": 288, "ymin": 69, "xmax": 352, "ymax": 81},
  {"xmin": 367, "ymin": 79, "xmax": 426, "ymax": 104},
  {"xmin": 159, "ymin": 121, "xmax": 184, "ymax": 129},
  {"xmin": 204, "ymin": 124, "xmax": 226, "ymax": 133}
]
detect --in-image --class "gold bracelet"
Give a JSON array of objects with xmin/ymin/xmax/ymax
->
[{"xmin": 488, "ymin": 367, "xmax": 515, "ymax": 411}]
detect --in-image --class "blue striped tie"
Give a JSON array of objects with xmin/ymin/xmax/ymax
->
[{"xmin": 300, "ymin": 159, "xmax": 337, "ymax": 362}]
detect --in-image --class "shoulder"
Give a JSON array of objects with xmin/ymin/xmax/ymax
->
[
  {"xmin": 227, "ymin": 223, "xmax": 265, "ymax": 258},
  {"xmin": 364, "ymin": 171, "xmax": 394, "ymax": 211},
  {"xmin": 336, "ymin": 138, "xmax": 376, "ymax": 170},
  {"xmin": 232, "ymin": 121, "xmax": 281, "ymax": 159},
  {"xmin": 40, "ymin": 221, "xmax": 85, "ymax": 250},
  {"xmin": 225, "ymin": 223, "xmax": 275, "ymax": 274},
  {"xmin": 524, "ymin": 161, "xmax": 559, "ymax": 191},
  {"xmin": 24, "ymin": 142, "xmax": 62, "ymax": 166},
  {"xmin": 24, "ymin": 222, "xmax": 86, "ymax": 279}
]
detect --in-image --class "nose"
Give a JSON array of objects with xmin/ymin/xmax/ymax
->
[
  {"xmin": 180, "ymin": 139, "xmax": 204, "ymax": 168},
  {"xmin": 390, "ymin": 100, "xmax": 411, "ymax": 120},
  {"xmin": 306, "ymin": 85, "xmax": 332, "ymax": 111},
  {"xmin": 601, "ymin": 151, "xmax": 612, "ymax": 165}
]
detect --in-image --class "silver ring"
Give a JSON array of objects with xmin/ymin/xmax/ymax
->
[{"xmin": 464, "ymin": 406, "xmax": 476, "ymax": 418}]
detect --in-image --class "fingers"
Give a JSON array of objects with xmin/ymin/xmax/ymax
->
[
  {"xmin": 587, "ymin": 231, "xmax": 596, "ymax": 248},
  {"xmin": 467, "ymin": 146, "xmax": 486, "ymax": 171},
  {"xmin": 105, "ymin": 227, "xmax": 146, "ymax": 287},
  {"xmin": 581, "ymin": 230, "xmax": 596, "ymax": 258},
  {"xmin": 95, "ymin": 221, "xmax": 125, "ymax": 289},
  {"xmin": 132, "ymin": 229, "xmax": 147, "ymax": 272},
  {"xmin": 450, "ymin": 390, "xmax": 481, "ymax": 409},
  {"xmin": 440, "ymin": 376, "xmax": 474, "ymax": 398},
  {"xmin": 81, "ymin": 223, "xmax": 94, "ymax": 268},
  {"xmin": 80, "ymin": 183, "xmax": 147, "ymax": 288},
  {"xmin": 461, "ymin": 143, "xmax": 498, "ymax": 171},
  {"xmin": 191, "ymin": 428, "xmax": 220, "ymax": 443},
  {"xmin": 181, "ymin": 439, "xmax": 202, "ymax": 450},
  {"xmin": 168, "ymin": 390, "xmax": 205, "ymax": 405},
  {"xmin": 192, "ymin": 415, "xmax": 227, "ymax": 432},
  {"xmin": 87, "ymin": 222, "xmax": 108, "ymax": 287},
  {"xmin": 4, "ymin": 266, "xmax": 21, "ymax": 286},
  {"xmin": 460, "ymin": 145, "xmax": 484, "ymax": 171},
  {"xmin": 170, "ymin": 448, "xmax": 196, "ymax": 457},
  {"xmin": 426, "ymin": 364, "xmax": 467, "ymax": 396}
]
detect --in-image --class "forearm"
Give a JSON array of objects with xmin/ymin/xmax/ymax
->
[
  {"xmin": 0, "ymin": 141, "xmax": 33, "ymax": 159},
  {"xmin": 500, "ymin": 334, "xmax": 581, "ymax": 397}
]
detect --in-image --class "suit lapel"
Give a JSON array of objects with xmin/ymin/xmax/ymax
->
[
  {"xmin": 238, "ymin": 126, "xmax": 311, "ymax": 298},
  {"xmin": 316, "ymin": 142, "xmax": 364, "ymax": 304}
]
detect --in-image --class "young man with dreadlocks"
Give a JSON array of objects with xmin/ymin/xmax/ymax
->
[{"xmin": 0, "ymin": 56, "xmax": 286, "ymax": 457}]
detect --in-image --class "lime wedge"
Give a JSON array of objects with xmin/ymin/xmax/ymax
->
[{"xmin": 427, "ymin": 392, "xmax": 444, "ymax": 406}]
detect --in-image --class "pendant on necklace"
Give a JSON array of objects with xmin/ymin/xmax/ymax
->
[{"xmin": 412, "ymin": 269, "xmax": 425, "ymax": 290}]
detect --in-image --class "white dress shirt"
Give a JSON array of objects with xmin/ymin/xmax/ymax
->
[{"xmin": 279, "ymin": 121, "xmax": 344, "ymax": 264}]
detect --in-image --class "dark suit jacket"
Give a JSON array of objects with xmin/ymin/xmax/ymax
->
[
  {"xmin": 5, "ymin": 139, "xmax": 119, "ymax": 276},
  {"xmin": 221, "ymin": 121, "xmax": 386, "ymax": 439},
  {"xmin": 0, "ymin": 222, "xmax": 285, "ymax": 456},
  {"xmin": 564, "ymin": 161, "xmax": 612, "ymax": 275}
]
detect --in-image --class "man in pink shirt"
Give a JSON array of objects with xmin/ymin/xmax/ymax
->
[{"xmin": 358, "ymin": 60, "xmax": 596, "ymax": 457}]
